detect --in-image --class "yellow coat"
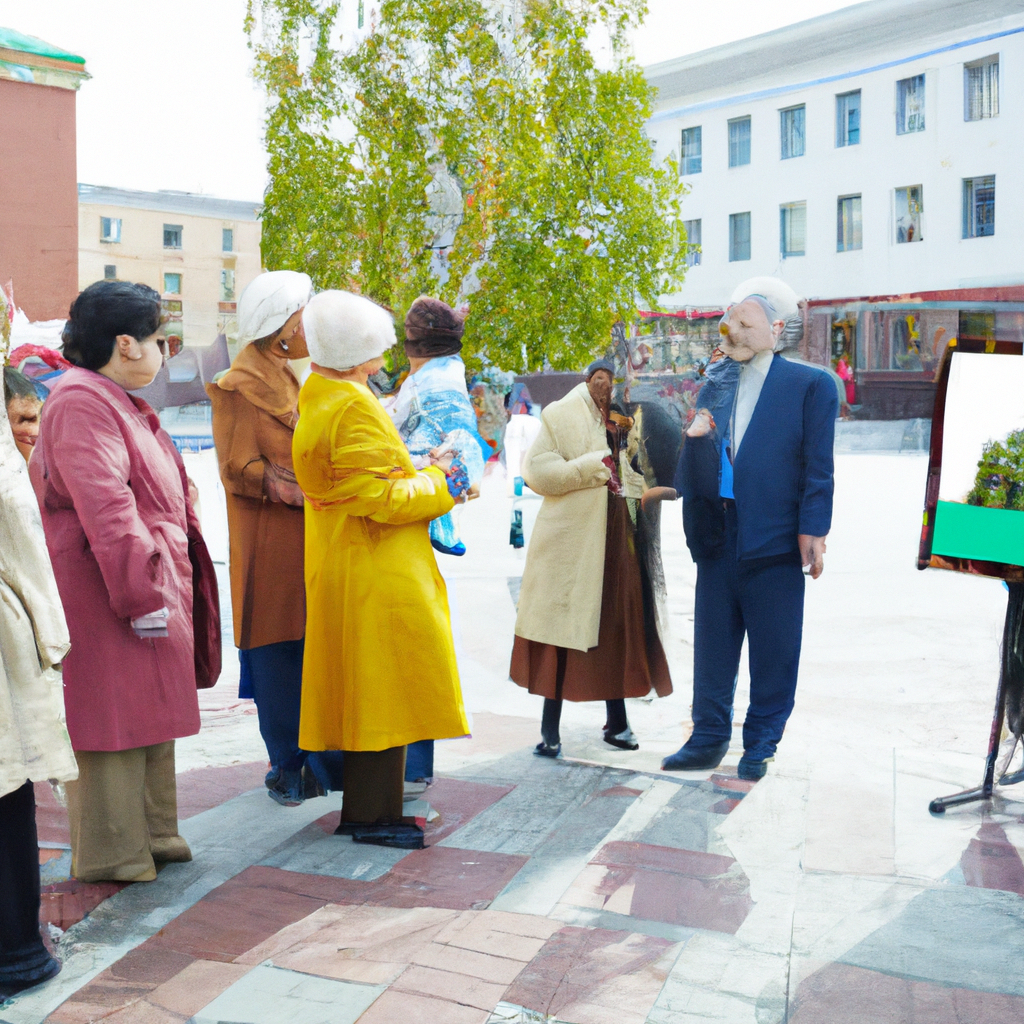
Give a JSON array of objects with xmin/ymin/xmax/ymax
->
[{"xmin": 293, "ymin": 374, "xmax": 469, "ymax": 752}]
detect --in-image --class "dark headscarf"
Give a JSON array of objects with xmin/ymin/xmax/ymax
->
[{"xmin": 404, "ymin": 296, "xmax": 464, "ymax": 358}]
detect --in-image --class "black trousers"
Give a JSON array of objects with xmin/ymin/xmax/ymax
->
[
  {"xmin": 0, "ymin": 781, "xmax": 52, "ymax": 985},
  {"xmin": 541, "ymin": 698, "xmax": 629, "ymax": 747}
]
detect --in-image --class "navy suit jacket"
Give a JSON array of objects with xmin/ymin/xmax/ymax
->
[{"xmin": 675, "ymin": 355, "xmax": 837, "ymax": 562}]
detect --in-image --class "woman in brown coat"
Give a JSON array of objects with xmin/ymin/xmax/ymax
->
[{"xmin": 207, "ymin": 271, "xmax": 342, "ymax": 804}]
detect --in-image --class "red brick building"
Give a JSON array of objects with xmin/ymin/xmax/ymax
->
[{"xmin": 0, "ymin": 28, "xmax": 88, "ymax": 321}]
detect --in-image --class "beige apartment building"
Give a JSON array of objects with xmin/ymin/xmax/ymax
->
[{"xmin": 78, "ymin": 184, "xmax": 262, "ymax": 346}]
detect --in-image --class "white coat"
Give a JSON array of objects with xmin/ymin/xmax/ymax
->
[
  {"xmin": 0, "ymin": 414, "xmax": 77, "ymax": 799},
  {"xmin": 514, "ymin": 382, "xmax": 612, "ymax": 652}
]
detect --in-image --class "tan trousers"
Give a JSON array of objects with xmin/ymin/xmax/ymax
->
[
  {"xmin": 66, "ymin": 740, "xmax": 191, "ymax": 883},
  {"xmin": 340, "ymin": 746, "xmax": 406, "ymax": 824}
]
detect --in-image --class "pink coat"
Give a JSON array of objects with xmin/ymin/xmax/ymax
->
[{"xmin": 30, "ymin": 368, "xmax": 201, "ymax": 751}]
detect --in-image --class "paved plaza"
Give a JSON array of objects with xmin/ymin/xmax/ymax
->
[{"xmin": 4, "ymin": 452, "xmax": 1024, "ymax": 1024}]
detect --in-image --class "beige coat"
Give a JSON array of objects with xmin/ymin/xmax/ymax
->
[
  {"xmin": 0, "ymin": 414, "xmax": 77, "ymax": 799},
  {"xmin": 515, "ymin": 382, "xmax": 613, "ymax": 652}
]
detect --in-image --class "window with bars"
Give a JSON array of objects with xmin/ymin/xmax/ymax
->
[
  {"xmin": 163, "ymin": 272, "xmax": 182, "ymax": 294},
  {"xmin": 837, "ymin": 195, "xmax": 862, "ymax": 252},
  {"xmin": 780, "ymin": 106, "xmax": 805, "ymax": 159},
  {"xmin": 729, "ymin": 212, "xmax": 751, "ymax": 261},
  {"xmin": 220, "ymin": 268, "xmax": 236, "ymax": 301},
  {"xmin": 894, "ymin": 186, "xmax": 923, "ymax": 243},
  {"xmin": 835, "ymin": 91, "xmax": 860, "ymax": 147},
  {"xmin": 964, "ymin": 55, "xmax": 998, "ymax": 121},
  {"xmin": 780, "ymin": 202, "xmax": 806, "ymax": 257},
  {"xmin": 896, "ymin": 75, "xmax": 925, "ymax": 134},
  {"xmin": 728, "ymin": 116, "xmax": 751, "ymax": 168},
  {"xmin": 680, "ymin": 127, "xmax": 702, "ymax": 175},
  {"xmin": 683, "ymin": 219, "xmax": 701, "ymax": 267},
  {"xmin": 963, "ymin": 176, "xmax": 995, "ymax": 238}
]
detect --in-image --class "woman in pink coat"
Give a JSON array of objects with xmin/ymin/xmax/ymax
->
[{"xmin": 31, "ymin": 281, "xmax": 202, "ymax": 883}]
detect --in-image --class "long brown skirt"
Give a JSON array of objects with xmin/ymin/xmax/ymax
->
[{"xmin": 510, "ymin": 494, "xmax": 673, "ymax": 702}]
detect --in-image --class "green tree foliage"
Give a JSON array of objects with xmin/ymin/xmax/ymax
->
[
  {"xmin": 246, "ymin": 0, "xmax": 687, "ymax": 371},
  {"xmin": 968, "ymin": 429, "xmax": 1024, "ymax": 510}
]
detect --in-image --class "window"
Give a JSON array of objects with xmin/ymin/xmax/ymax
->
[
  {"xmin": 780, "ymin": 202, "xmax": 806, "ymax": 257},
  {"xmin": 728, "ymin": 116, "xmax": 751, "ymax": 168},
  {"xmin": 835, "ymin": 91, "xmax": 860, "ymax": 147},
  {"xmin": 220, "ymin": 268, "xmax": 236, "ymax": 301},
  {"xmin": 683, "ymin": 219, "xmax": 701, "ymax": 267},
  {"xmin": 837, "ymin": 195, "xmax": 862, "ymax": 251},
  {"xmin": 163, "ymin": 272, "xmax": 182, "ymax": 294},
  {"xmin": 894, "ymin": 186, "xmax": 923, "ymax": 243},
  {"xmin": 100, "ymin": 216, "xmax": 121, "ymax": 243},
  {"xmin": 680, "ymin": 127, "xmax": 702, "ymax": 175},
  {"xmin": 729, "ymin": 212, "xmax": 751, "ymax": 261},
  {"xmin": 163, "ymin": 224, "xmax": 183, "ymax": 249},
  {"xmin": 358, "ymin": 0, "xmax": 364, "ymax": 29},
  {"xmin": 896, "ymin": 75, "xmax": 925, "ymax": 134},
  {"xmin": 965, "ymin": 55, "xmax": 998, "ymax": 120},
  {"xmin": 222, "ymin": 228, "xmax": 234, "ymax": 252},
  {"xmin": 963, "ymin": 176, "xmax": 995, "ymax": 238},
  {"xmin": 780, "ymin": 105, "xmax": 805, "ymax": 159},
  {"xmin": 103, "ymin": 265, "xmax": 117, "ymax": 280}
]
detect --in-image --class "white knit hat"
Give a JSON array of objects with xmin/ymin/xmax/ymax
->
[
  {"xmin": 302, "ymin": 291, "xmax": 396, "ymax": 371},
  {"xmin": 237, "ymin": 270, "xmax": 314, "ymax": 344},
  {"xmin": 729, "ymin": 276, "xmax": 800, "ymax": 322}
]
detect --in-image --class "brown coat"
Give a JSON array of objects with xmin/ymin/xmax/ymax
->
[{"xmin": 207, "ymin": 345, "xmax": 305, "ymax": 650}]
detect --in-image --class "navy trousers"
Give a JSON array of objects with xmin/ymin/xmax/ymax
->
[
  {"xmin": 691, "ymin": 505, "xmax": 805, "ymax": 761},
  {"xmin": 240, "ymin": 639, "xmax": 345, "ymax": 791}
]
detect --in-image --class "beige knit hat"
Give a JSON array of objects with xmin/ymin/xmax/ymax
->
[{"xmin": 302, "ymin": 291, "xmax": 396, "ymax": 371}]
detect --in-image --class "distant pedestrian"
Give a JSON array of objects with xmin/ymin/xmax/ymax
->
[
  {"xmin": 511, "ymin": 360, "xmax": 673, "ymax": 756},
  {"xmin": 207, "ymin": 270, "xmax": 343, "ymax": 806},
  {"xmin": 664, "ymin": 278, "xmax": 836, "ymax": 780},
  {"xmin": 293, "ymin": 291, "xmax": 469, "ymax": 848},
  {"xmin": 30, "ymin": 280, "xmax": 216, "ymax": 882},
  {"xmin": 0, "ymin": 401, "xmax": 77, "ymax": 997}
]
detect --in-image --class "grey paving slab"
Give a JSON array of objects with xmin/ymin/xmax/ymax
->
[
  {"xmin": 635, "ymin": 780, "xmax": 717, "ymax": 853},
  {"xmin": 259, "ymin": 824, "xmax": 408, "ymax": 880},
  {"xmin": 549, "ymin": 904, "xmax": 697, "ymax": 943},
  {"xmin": 441, "ymin": 754, "xmax": 609, "ymax": 855},
  {"xmin": 189, "ymin": 964, "xmax": 384, "ymax": 1024},
  {"xmin": 487, "ymin": 1003, "xmax": 572, "ymax": 1023},
  {"xmin": 839, "ymin": 885, "xmax": 1024, "ymax": 996},
  {"xmin": 0, "ymin": 789, "xmax": 344, "ymax": 1024}
]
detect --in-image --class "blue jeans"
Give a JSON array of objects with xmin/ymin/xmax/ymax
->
[
  {"xmin": 691, "ymin": 505, "xmax": 805, "ymax": 761},
  {"xmin": 405, "ymin": 740, "xmax": 434, "ymax": 782},
  {"xmin": 239, "ymin": 640, "xmax": 345, "ymax": 791}
]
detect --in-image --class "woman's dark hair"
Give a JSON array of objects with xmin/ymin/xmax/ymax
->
[
  {"xmin": 3, "ymin": 365, "xmax": 41, "ymax": 407},
  {"xmin": 62, "ymin": 280, "xmax": 162, "ymax": 371}
]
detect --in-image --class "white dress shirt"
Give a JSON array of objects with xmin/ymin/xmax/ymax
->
[{"xmin": 732, "ymin": 349, "xmax": 774, "ymax": 453}]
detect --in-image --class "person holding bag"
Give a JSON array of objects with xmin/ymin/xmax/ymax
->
[{"xmin": 30, "ymin": 280, "xmax": 218, "ymax": 883}]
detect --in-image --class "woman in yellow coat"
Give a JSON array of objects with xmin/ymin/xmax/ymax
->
[{"xmin": 293, "ymin": 290, "xmax": 469, "ymax": 848}]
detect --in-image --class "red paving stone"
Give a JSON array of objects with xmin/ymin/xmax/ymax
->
[
  {"xmin": 590, "ymin": 841, "xmax": 753, "ymax": 934},
  {"xmin": 34, "ymin": 781, "xmax": 71, "ymax": 845},
  {"xmin": 503, "ymin": 925, "xmax": 675, "ymax": 1019},
  {"xmin": 789, "ymin": 962, "xmax": 1024, "ymax": 1023},
  {"xmin": 960, "ymin": 821, "xmax": 1024, "ymax": 896},
  {"xmin": 595, "ymin": 786, "xmax": 644, "ymax": 798},
  {"xmin": 173, "ymin": 761, "xmax": 268, "ymax": 820},
  {"xmin": 422, "ymin": 778, "xmax": 516, "ymax": 845},
  {"xmin": 40, "ymin": 880, "xmax": 128, "ymax": 933},
  {"xmin": 710, "ymin": 797, "xmax": 742, "ymax": 814}
]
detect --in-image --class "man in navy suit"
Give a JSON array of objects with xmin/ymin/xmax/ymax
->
[{"xmin": 663, "ymin": 280, "xmax": 837, "ymax": 780}]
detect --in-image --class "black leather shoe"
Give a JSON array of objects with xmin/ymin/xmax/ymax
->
[
  {"xmin": 661, "ymin": 740, "xmax": 730, "ymax": 772},
  {"xmin": 604, "ymin": 728, "xmax": 640, "ymax": 751},
  {"xmin": 737, "ymin": 756, "xmax": 768, "ymax": 781},
  {"xmin": 534, "ymin": 741, "xmax": 562, "ymax": 758}
]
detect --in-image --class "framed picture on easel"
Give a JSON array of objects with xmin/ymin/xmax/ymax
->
[{"xmin": 918, "ymin": 336, "xmax": 1024, "ymax": 813}]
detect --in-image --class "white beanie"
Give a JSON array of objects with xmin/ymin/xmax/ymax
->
[
  {"xmin": 237, "ymin": 270, "xmax": 314, "ymax": 344},
  {"xmin": 729, "ymin": 276, "xmax": 800, "ymax": 323},
  {"xmin": 303, "ymin": 290, "xmax": 396, "ymax": 371}
]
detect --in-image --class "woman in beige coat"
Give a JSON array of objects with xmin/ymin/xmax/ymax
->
[
  {"xmin": 0, "ymin": 406, "xmax": 77, "ymax": 995},
  {"xmin": 510, "ymin": 361, "xmax": 672, "ymax": 757}
]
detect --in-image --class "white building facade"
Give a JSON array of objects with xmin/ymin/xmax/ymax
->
[{"xmin": 646, "ymin": 0, "xmax": 1024, "ymax": 417}]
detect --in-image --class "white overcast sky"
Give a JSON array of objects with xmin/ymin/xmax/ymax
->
[{"xmin": 0, "ymin": 0, "xmax": 856, "ymax": 201}]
